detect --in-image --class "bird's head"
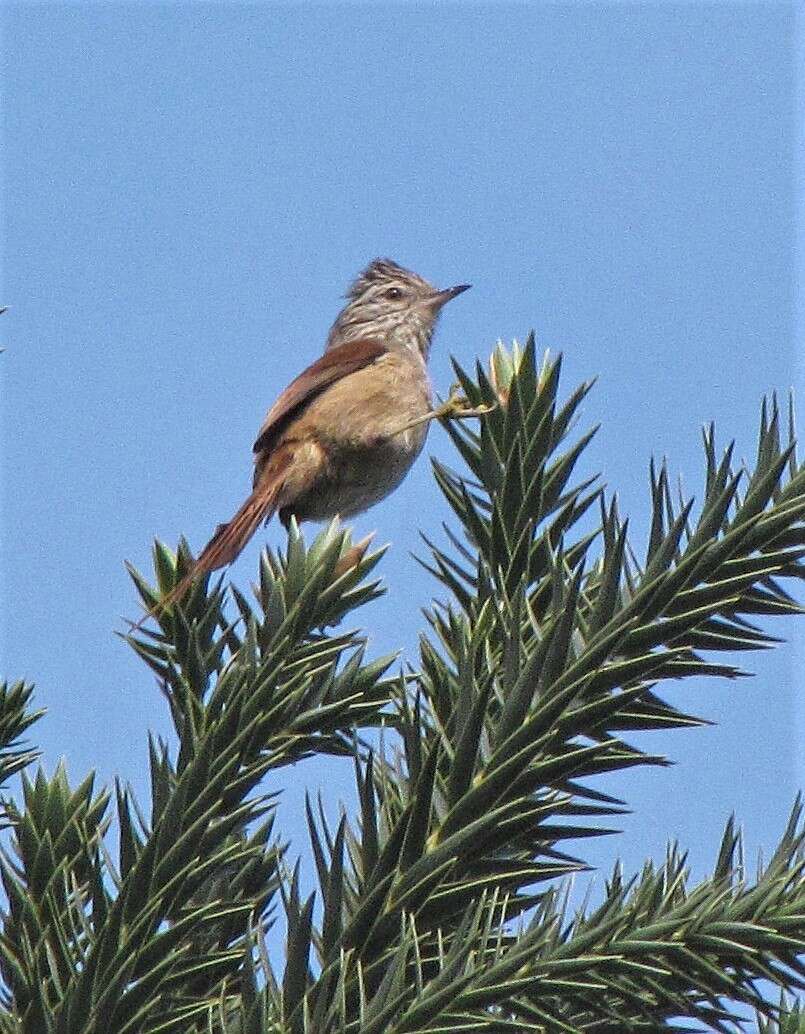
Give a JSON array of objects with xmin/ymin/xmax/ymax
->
[{"xmin": 327, "ymin": 258, "xmax": 470, "ymax": 355}]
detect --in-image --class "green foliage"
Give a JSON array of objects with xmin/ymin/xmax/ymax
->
[
  {"xmin": 0, "ymin": 341, "xmax": 803, "ymax": 1032},
  {"xmin": 0, "ymin": 683, "xmax": 43, "ymax": 795},
  {"xmin": 757, "ymin": 995, "xmax": 805, "ymax": 1034}
]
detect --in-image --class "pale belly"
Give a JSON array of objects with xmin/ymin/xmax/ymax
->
[
  {"xmin": 291, "ymin": 427, "xmax": 429, "ymax": 521},
  {"xmin": 276, "ymin": 351, "xmax": 433, "ymax": 523}
]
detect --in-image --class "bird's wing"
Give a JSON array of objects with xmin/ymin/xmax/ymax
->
[{"xmin": 253, "ymin": 338, "xmax": 387, "ymax": 456}]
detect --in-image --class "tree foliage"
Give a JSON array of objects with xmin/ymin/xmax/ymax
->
[{"xmin": 0, "ymin": 340, "xmax": 803, "ymax": 1032}]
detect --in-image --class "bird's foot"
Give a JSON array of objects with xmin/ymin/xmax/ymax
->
[{"xmin": 388, "ymin": 386, "xmax": 495, "ymax": 438}]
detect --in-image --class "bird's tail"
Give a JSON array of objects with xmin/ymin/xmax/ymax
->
[
  {"xmin": 131, "ymin": 475, "xmax": 283, "ymax": 631},
  {"xmin": 194, "ymin": 481, "xmax": 281, "ymax": 575}
]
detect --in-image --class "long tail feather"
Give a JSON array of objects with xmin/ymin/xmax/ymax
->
[
  {"xmin": 130, "ymin": 476, "xmax": 282, "ymax": 631},
  {"xmin": 194, "ymin": 486, "xmax": 278, "ymax": 574}
]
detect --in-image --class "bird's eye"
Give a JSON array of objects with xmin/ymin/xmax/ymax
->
[{"xmin": 385, "ymin": 287, "xmax": 403, "ymax": 300}]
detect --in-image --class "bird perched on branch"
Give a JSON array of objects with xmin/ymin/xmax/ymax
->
[{"xmin": 138, "ymin": 258, "xmax": 470, "ymax": 623}]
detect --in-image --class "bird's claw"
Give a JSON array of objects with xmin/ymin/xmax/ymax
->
[
  {"xmin": 437, "ymin": 385, "xmax": 497, "ymax": 422},
  {"xmin": 386, "ymin": 387, "xmax": 495, "ymax": 439}
]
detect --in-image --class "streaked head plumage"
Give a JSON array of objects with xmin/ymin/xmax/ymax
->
[
  {"xmin": 345, "ymin": 258, "xmax": 434, "ymax": 302},
  {"xmin": 327, "ymin": 258, "xmax": 470, "ymax": 355}
]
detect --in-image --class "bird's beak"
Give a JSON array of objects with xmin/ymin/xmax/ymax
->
[{"xmin": 425, "ymin": 283, "xmax": 472, "ymax": 312}]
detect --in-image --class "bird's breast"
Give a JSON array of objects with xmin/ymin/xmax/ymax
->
[{"xmin": 287, "ymin": 351, "xmax": 433, "ymax": 521}]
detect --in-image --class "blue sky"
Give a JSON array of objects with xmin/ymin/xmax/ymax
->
[{"xmin": 2, "ymin": 2, "xmax": 802, "ymax": 894}]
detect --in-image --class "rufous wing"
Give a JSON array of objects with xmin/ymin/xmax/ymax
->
[{"xmin": 253, "ymin": 338, "xmax": 388, "ymax": 456}]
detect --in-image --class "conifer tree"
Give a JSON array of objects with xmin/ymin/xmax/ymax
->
[{"xmin": 1, "ymin": 341, "xmax": 803, "ymax": 1032}]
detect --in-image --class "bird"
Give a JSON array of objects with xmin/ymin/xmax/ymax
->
[{"xmin": 139, "ymin": 258, "xmax": 470, "ymax": 622}]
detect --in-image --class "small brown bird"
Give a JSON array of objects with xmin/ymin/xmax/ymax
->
[{"xmin": 147, "ymin": 259, "xmax": 470, "ymax": 615}]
